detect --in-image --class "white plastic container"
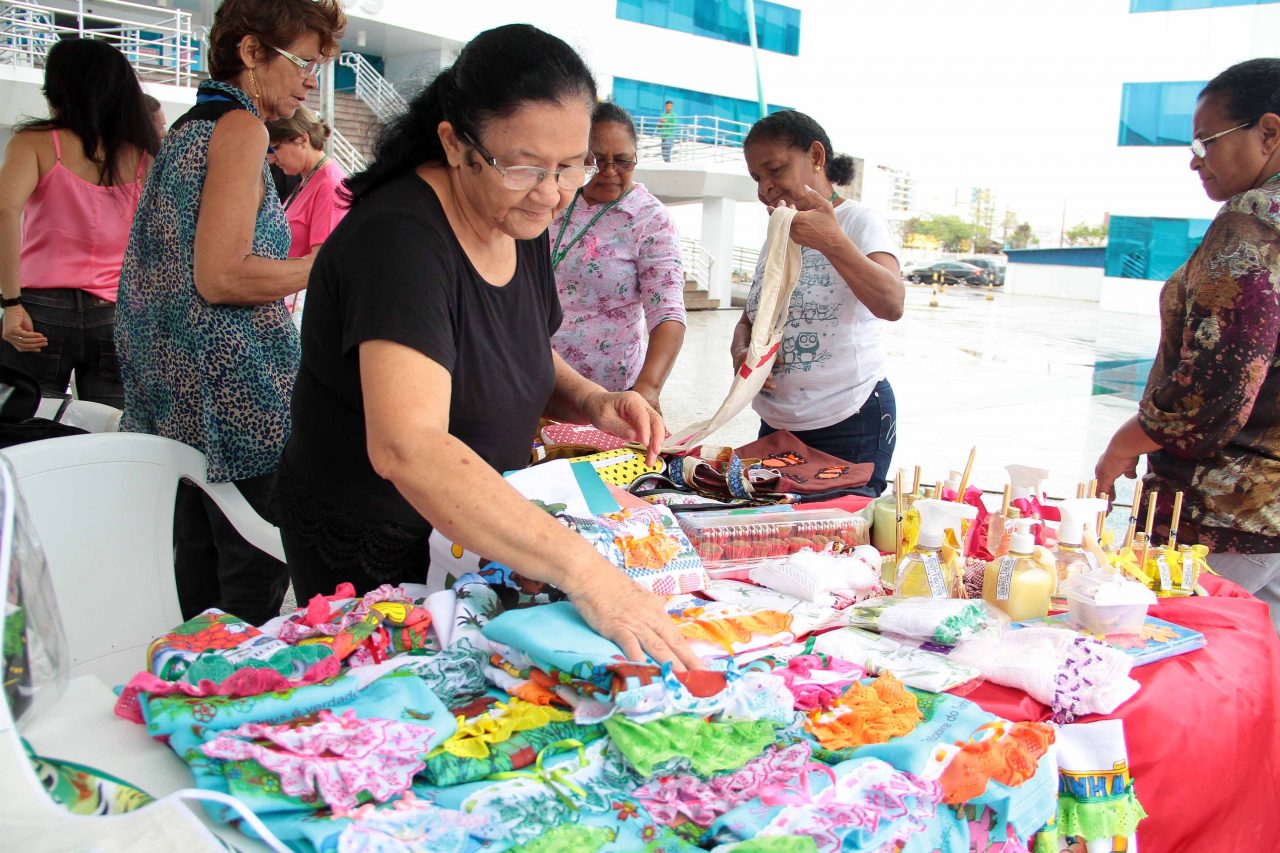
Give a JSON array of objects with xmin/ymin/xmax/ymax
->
[{"xmin": 1060, "ymin": 571, "xmax": 1157, "ymax": 635}]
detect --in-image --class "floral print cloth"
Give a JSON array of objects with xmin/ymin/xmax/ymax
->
[
  {"xmin": 1139, "ymin": 177, "xmax": 1280, "ymax": 552},
  {"xmin": 550, "ymin": 183, "xmax": 686, "ymax": 391},
  {"xmin": 201, "ymin": 709, "xmax": 437, "ymax": 813}
]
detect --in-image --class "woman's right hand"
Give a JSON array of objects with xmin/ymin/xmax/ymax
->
[
  {"xmin": 731, "ymin": 342, "xmax": 776, "ymax": 391},
  {"xmin": 564, "ymin": 563, "xmax": 705, "ymax": 672},
  {"xmin": 2, "ymin": 305, "xmax": 46, "ymax": 352}
]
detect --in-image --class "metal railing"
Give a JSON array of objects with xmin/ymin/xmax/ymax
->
[
  {"xmin": 634, "ymin": 114, "xmax": 753, "ymax": 165},
  {"xmin": 679, "ymin": 237, "xmax": 715, "ymax": 293},
  {"xmin": 329, "ymin": 126, "xmax": 366, "ymax": 175},
  {"xmin": 339, "ymin": 51, "xmax": 407, "ymax": 125},
  {"xmin": 0, "ymin": 0, "xmax": 196, "ymax": 86},
  {"xmin": 731, "ymin": 245, "xmax": 761, "ymax": 281}
]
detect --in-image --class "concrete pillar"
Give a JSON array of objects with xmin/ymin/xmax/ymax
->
[
  {"xmin": 700, "ymin": 196, "xmax": 735, "ymax": 308},
  {"xmin": 320, "ymin": 59, "xmax": 336, "ymax": 157}
]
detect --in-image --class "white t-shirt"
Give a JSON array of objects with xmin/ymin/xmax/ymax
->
[{"xmin": 745, "ymin": 199, "xmax": 899, "ymax": 431}]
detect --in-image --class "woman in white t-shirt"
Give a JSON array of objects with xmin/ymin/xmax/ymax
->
[{"xmin": 732, "ymin": 111, "xmax": 904, "ymax": 496}]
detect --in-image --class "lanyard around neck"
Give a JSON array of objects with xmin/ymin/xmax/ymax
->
[
  {"xmin": 551, "ymin": 186, "xmax": 634, "ymax": 270},
  {"xmin": 284, "ymin": 154, "xmax": 328, "ymax": 211}
]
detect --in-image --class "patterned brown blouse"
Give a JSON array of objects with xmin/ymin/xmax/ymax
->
[{"xmin": 1140, "ymin": 178, "xmax": 1280, "ymax": 554}]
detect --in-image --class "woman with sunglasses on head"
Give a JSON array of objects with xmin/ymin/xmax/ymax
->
[
  {"xmin": 115, "ymin": 0, "xmax": 345, "ymax": 627},
  {"xmin": 734, "ymin": 110, "xmax": 904, "ymax": 497},
  {"xmin": 272, "ymin": 24, "xmax": 702, "ymax": 670},
  {"xmin": 1095, "ymin": 58, "xmax": 1280, "ymax": 633},
  {"xmin": 550, "ymin": 102, "xmax": 686, "ymax": 413}
]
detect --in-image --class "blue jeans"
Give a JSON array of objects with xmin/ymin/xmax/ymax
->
[
  {"xmin": 0, "ymin": 288, "xmax": 123, "ymax": 408},
  {"xmin": 661, "ymin": 136, "xmax": 674, "ymax": 162},
  {"xmin": 759, "ymin": 378, "xmax": 897, "ymax": 497}
]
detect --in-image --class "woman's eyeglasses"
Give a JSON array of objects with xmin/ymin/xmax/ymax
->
[
  {"xmin": 1190, "ymin": 119, "xmax": 1255, "ymax": 158},
  {"xmin": 592, "ymin": 154, "xmax": 638, "ymax": 173},
  {"xmin": 272, "ymin": 45, "xmax": 326, "ymax": 78},
  {"xmin": 463, "ymin": 133, "xmax": 597, "ymax": 191}
]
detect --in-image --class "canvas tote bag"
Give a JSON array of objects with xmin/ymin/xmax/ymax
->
[{"xmin": 663, "ymin": 205, "xmax": 802, "ymax": 452}]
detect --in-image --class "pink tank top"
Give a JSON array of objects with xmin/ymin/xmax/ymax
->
[{"xmin": 18, "ymin": 130, "xmax": 146, "ymax": 302}]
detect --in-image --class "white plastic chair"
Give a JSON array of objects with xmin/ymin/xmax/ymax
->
[
  {"xmin": 35, "ymin": 396, "xmax": 123, "ymax": 432},
  {"xmin": 1, "ymin": 432, "xmax": 285, "ymax": 686},
  {"xmin": 0, "ymin": 457, "xmax": 283, "ymax": 852}
]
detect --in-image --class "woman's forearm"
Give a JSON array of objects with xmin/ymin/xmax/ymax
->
[
  {"xmin": 0, "ymin": 208, "xmax": 22, "ymax": 300},
  {"xmin": 545, "ymin": 349, "xmax": 607, "ymax": 423},
  {"xmin": 193, "ymin": 250, "xmax": 312, "ymax": 306},
  {"xmin": 818, "ymin": 236, "xmax": 904, "ymax": 320},
  {"xmin": 632, "ymin": 320, "xmax": 685, "ymax": 396}
]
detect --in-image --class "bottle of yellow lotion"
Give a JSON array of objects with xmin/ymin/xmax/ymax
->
[
  {"xmin": 894, "ymin": 499, "xmax": 977, "ymax": 598},
  {"xmin": 983, "ymin": 519, "xmax": 1052, "ymax": 620}
]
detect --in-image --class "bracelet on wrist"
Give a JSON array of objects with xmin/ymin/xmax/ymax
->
[{"xmin": 0, "ymin": 295, "xmax": 22, "ymax": 309}]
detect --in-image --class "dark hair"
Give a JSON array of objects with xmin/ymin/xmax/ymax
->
[
  {"xmin": 143, "ymin": 94, "xmax": 162, "ymax": 113},
  {"xmin": 344, "ymin": 24, "xmax": 596, "ymax": 206},
  {"xmin": 1200, "ymin": 58, "xmax": 1280, "ymax": 125},
  {"xmin": 207, "ymin": 0, "xmax": 345, "ymax": 82},
  {"xmin": 592, "ymin": 101, "xmax": 637, "ymax": 143},
  {"xmin": 744, "ymin": 110, "xmax": 856, "ymax": 187},
  {"xmin": 266, "ymin": 106, "xmax": 330, "ymax": 149},
  {"xmin": 16, "ymin": 38, "xmax": 158, "ymax": 186}
]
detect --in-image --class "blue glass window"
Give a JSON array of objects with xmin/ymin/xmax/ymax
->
[
  {"xmin": 1131, "ymin": 0, "xmax": 1280, "ymax": 12},
  {"xmin": 617, "ymin": 0, "xmax": 801, "ymax": 56},
  {"xmin": 612, "ymin": 77, "xmax": 791, "ymax": 131},
  {"xmin": 1117, "ymin": 81, "xmax": 1206, "ymax": 146},
  {"xmin": 1105, "ymin": 216, "xmax": 1212, "ymax": 280}
]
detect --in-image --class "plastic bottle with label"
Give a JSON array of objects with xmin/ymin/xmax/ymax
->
[
  {"xmin": 893, "ymin": 499, "xmax": 976, "ymax": 598},
  {"xmin": 1052, "ymin": 498, "xmax": 1108, "ymax": 607},
  {"xmin": 982, "ymin": 518, "xmax": 1052, "ymax": 620}
]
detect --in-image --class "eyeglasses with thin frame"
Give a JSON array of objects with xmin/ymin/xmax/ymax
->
[
  {"xmin": 463, "ymin": 132, "xmax": 597, "ymax": 191},
  {"xmin": 272, "ymin": 45, "xmax": 326, "ymax": 78},
  {"xmin": 591, "ymin": 152, "xmax": 638, "ymax": 174},
  {"xmin": 1190, "ymin": 119, "xmax": 1255, "ymax": 158}
]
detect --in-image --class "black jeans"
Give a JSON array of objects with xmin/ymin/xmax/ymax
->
[
  {"xmin": 174, "ymin": 473, "xmax": 289, "ymax": 626},
  {"xmin": 760, "ymin": 378, "xmax": 898, "ymax": 497},
  {"xmin": 0, "ymin": 288, "xmax": 124, "ymax": 408}
]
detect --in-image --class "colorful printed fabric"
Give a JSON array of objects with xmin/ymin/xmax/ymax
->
[
  {"xmin": 560, "ymin": 504, "xmax": 709, "ymax": 595},
  {"xmin": 115, "ymin": 650, "xmax": 340, "ymax": 724},
  {"xmin": 550, "ymin": 182, "xmax": 686, "ymax": 392},
  {"xmin": 422, "ymin": 716, "xmax": 605, "ymax": 787},
  {"xmin": 25, "ymin": 739, "xmax": 154, "ymax": 816},
  {"xmin": 391, "ymin": 641, "xmax": 489, "ymax": 705},
  {"xmin": 433, "ymin": 698, "xmax": 575, "ymax": 760},
  {"xmin": 772, "ymin": 654, "xmax": 866, "ymax": 712},
  {"xmin": 803, "ymin": 674, "xmax": 922, "ymax": 751},
  {"xmin": 603, "ymin": 713, "xmax": 777, "ymax": 778},
  {"xmin": 812, "ymin": 627, "xmax": 982, "ymax": 694},
  {"xmin": 317, "ymin": 791, "xmax": 487, "ymax": 853},
  {"xmin": 842, "ymin": 596, "xmax": 1001, "ymax": 646},
  {"xmin": 278, "ymin": 584, "xmax": 432, "ymax": 664},
  {"xmin": 200, "ymin": 709, "xmax": 436, "ymax": 813},
  {"xmin": 1139, "ymin": 177, "xmax": 1280, "ymax": 553},
  {"xmin": 701, "ymin": 580, "xmax": 851, "ymax": 636},
  {"xmin": 483, "ymin": 601, "xmax": 629, "ymax": 684},
  {"xmin": 671, "ymin": 602, "xmax": 796, "ymax": 657},
  {"xmin": 147, "ymin": 608, "xmax": 291, "ymax": 681},
  {"xmin": 633, "ymin": 742, "xmax": 813, "ymax": 828},
  {"xmin": 117, "ymin": 78, "xmax": 297, "ymax": 483}
]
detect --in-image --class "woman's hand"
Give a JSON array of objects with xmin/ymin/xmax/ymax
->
[
  {"xmin": 768, "ymin": 185, "xmax": 843, "ymax": 253},
  {"xmin": 630, "ymin": 381, "xmax": 663, "ymax": 416},
  {"xmin": 585, "ymin": 389, "xmax": 664, "ymax": 464},
  {"xmin": 731, "ymin": 341, "xmax": 777, "ymax": 391},
  {"xmin": 2, "ymin": 305, "xmax": 46, "ymax": 352},
  {"xmin": 1095, "ymin": 445, "xmax": 1140, "ymax": 508},
  {"xmin": 565, "ymin": 567, "xmax": 705, "ymax": 671}
]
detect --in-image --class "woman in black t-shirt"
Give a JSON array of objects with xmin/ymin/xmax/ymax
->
[{"xmin": 274, "ymin": 24, "xmax": 701, "ymax": 670}]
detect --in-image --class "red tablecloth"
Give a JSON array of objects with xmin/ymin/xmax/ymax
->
[{"xmin": 965, "ymin": 575, "xmax": 1280, "ymax": 853}]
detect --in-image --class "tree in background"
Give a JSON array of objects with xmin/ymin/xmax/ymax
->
[
  {"xmin": 1007, "ymin": 222, "xmax": 1039, "ymax": 249},
  {"xmin": 901, "ymin": 214, "xmax": 987, "ymax": 252},
  {"xmin": 1064, "ymin": 221, "xmax": 1107, "ymax": 246}
]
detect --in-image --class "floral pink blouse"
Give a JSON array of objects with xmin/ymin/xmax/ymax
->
[{"xmin": 550, "ymin": 182, "xmax": 686, "ymax": 391}]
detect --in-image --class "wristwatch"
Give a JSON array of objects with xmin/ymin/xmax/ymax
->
[{"xmin": 0, "ymin": 295, "xmax": 21, "ymax": 308}]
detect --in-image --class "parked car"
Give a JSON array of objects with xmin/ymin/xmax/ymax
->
[
  {"xmin": 906, "ymin": 261, "xmax": 986, "ymax": 286},
  {"xmin": 959, "ymin": 256, "xmax": 1006, "ymax": 286}
]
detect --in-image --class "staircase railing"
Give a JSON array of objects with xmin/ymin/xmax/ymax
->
[
  {"xmin": 329, "ymin": 126, "xmax": 367, "ymax": 175},
  {"xmin": 338, "ymin": 51, "xmax": 407, "ymax": 125},
  {"xmin": 679, "ymin": 237, "xmax": 715, "ymax": 293},
  {"xmin": 0, "ymin": 0, "xmax": 196, "ymax": 86},
  {"xmin": 634, "ymin": 114, "xmax": 753, "ymax": 165}
]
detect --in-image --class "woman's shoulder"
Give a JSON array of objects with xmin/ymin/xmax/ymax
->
[{"xmin": 1225, "ymin": 181, "xmax": 1280, "ymax": 230}]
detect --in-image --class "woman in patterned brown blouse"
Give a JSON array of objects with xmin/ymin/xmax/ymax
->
[{"xmin": 1096, "ymin": 58, "xmax": 1280, "ymax": 633}]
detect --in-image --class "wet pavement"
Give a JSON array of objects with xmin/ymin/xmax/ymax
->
[{"xmin": 660, "ymin": 284, "xmax": 1162, "ymax": 509}]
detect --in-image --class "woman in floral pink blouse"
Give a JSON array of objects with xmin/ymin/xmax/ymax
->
[
  {"xmin": 550, "ymin": 102, "xmax": 686, "ymax": 413},
  {"xmin": 1096, "ymin": 59, "xmax": 1280, "ymax": 632}
]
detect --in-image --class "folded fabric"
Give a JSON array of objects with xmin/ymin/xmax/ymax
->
[
  {"xmin": 633, "ymin": 742, "xmax": 813, "ymax": 828},
  {"xmin": 115, "ymin": 649, "xmax": 340, "ymax": 724},
  {"xmin": 950, "ymin": 626, "xmax": 1140, "ymax": 722},
  {"xmin": 603, "ymin": 713, "xmax": 777, "ymax": 777},
  {"xmin": 558, "ymin": 504, "xmax": 709, "ymax": 594},
  {"xmin": 278, "ymin": 585, "xmax": 432, "ymax": 665},
  {"xmin": 24, "ymin": 739, "xmax": 154, "ymax": 816},
  {"xmin": 748, "ymin": 549, "xmax": 880, "ymax": 608},
  {"xmin": 540, "ymin": 422, "xmax": 635, "ymax": 455},
  {"xmin": 701, "ymin": 580, "xmax": 850, "ymax": 636},
  {"xmin": 483, "ymin": 601, "xmax": 628, "ymax": 684},
  {"xmin": 773, "ymin": 654, "xmax": 866, "ymax": 712},
  {"xmin": 314, "ymin": 791, "xmax": 488, "ymax": 853},
  {"xmin": 804, "ymin": 674, "xmax": 922, "ymax": 751},
  {"xmin": 736, "ymin": 431, "xmax": 874, "ymax": 495},
  {"xmin": 671, "ymin": 602, "xmax": 795, "ymax": 657},
  {"xmin": 812, "ymin": 627, "xmax": 982, "ymax": 694},
  {"xmin": 843, "ymin": 596, "xmax": 1006, "ymax": 646},
  {"xmin": 432, "ymin": 698, "xmax": 575, "ymax": 760},
  {"xmin": 391, "ymin": 640, "xmax": 490, "ymax": 706},
  {"xmin": 422, "ymin": 717, "xmax": 605, "ymax": 787},
  {"xmin": 711, "ymin": 839, "xmax": 819, "ymax": 853},
  {"xmin": 147, "ymin": 608, "xmax": 289, "ymax": 681},
  {"xmin": 935, "ymin": 721, "xmax": 1056, "ymax": 805},
  {"xmin": 201, "ymin": 709, "xmax": 436, "ymax": 814},
  {"xmin": 1045, "ymin": 719, "xmax": 1146, "ymax": 848}
]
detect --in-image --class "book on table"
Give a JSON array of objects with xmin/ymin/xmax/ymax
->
[{"xmin": 1010, "ymin": 613, "xmax": 1206, "ymax": 666}]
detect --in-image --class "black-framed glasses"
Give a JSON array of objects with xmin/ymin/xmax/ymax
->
[
  {"xmin": 592, "ymin": 153, "xmax": 638, "ymax": 173},
  {"xmin": 272, "ymin": 45, "xmax": 326, "ymax": 78},
  {"xmin": 463, "ymin": 132, "xmax": 597, "ymax": 191},
  {"xmin": 1190, "ymin": 119, "xmax": 1255, "ymax": 158}
]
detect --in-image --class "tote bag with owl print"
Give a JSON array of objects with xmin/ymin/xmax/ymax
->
[{"xmin": 662, "ymin": 206, "xmax": 802, "ymax": 453}]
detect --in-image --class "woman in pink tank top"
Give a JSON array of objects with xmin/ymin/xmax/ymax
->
[{"xmin": 0, "ymin": 38, "xmax": 158, "ymax": 407}]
